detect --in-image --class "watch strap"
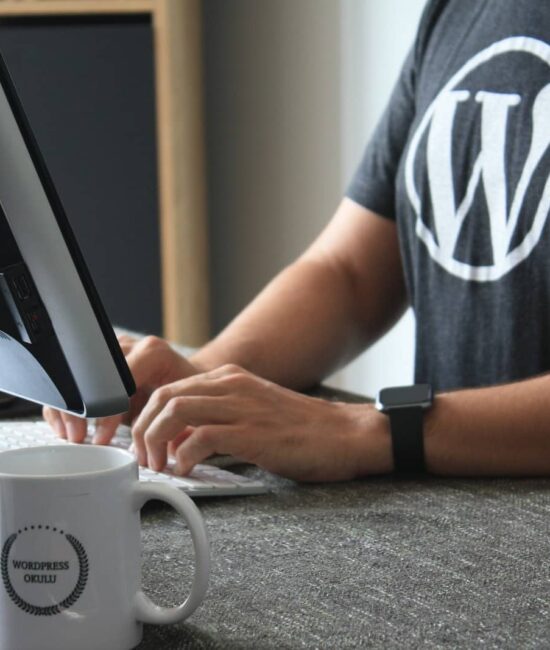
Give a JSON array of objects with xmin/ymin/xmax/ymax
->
[{"xmin": 388, "ymin": 406, "xmax": 426, "ymax": 473}]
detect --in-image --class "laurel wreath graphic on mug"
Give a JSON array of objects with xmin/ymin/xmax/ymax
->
[
  {"xmin": 1, "ymin": 526, "xmax": 89, "ymax": 616},
  {"xmin": 0, "ymin": 445, "xmax": 210, "ymax": 650}
]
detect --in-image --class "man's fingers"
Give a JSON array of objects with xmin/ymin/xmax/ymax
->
[
  {"xmin": 43, "ymin": 408, "xmax": 125, "ymax": 446},
  {"xmin": 123, "ymin": 336, "xmax": 184, "ymax": 387},
  {"xmin": 92, "ymin": 415, "xmax": 123, "ymax": 445},
  {"xmin": 43, "ymin": 407, "xmax": 86, "ymax": 443},
  {"xmin": 132, "ymin": 380, "xmax": 233, "ymax": 467},
  {"xmin": 117, "ymin": 333, "xmax": 138, "ymax": 348},
  {"xmin": 167, "ymin": 427, "xmax": 194, "ymax": 457},
  {"xmin": 43, "ymin": 406, "xmax": 67, "ymax": 439},
  {"xmin": 118, "ymin": 339, "xmax": 135, "ymax": 355},
  {"xmin": 43, "ymin": 407, "xmax": 87, "ymax": 443},
  {"xmin": 60, "ymin": 412, "xmax": 87, "ymax": 443},
  {"xmin": 173, "ymin": 426, "xmax": 227, "ymax": 475},
  {"xmin": 137, "ymin": 396, "xmax": 231, "ymax": 471}
]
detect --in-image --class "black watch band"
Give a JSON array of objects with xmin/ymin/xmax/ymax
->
[
  {"xmin": 376, "ymin": 384, "xmax": 432, "ymax": 475},
  {"xmin": 387, "ymin": 407, "xmax": 426, "ymax": 474}
]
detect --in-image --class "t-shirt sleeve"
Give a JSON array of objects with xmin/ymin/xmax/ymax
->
[{"xmin": 345, "ymin": 45, "xmax": 417, "ymax": 221}]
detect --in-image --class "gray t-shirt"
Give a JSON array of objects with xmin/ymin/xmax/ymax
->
[{"xmin": 347, "ymin": 0, "xmax": 550, "ymax": 391}]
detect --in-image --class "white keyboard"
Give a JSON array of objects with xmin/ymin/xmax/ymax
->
[{"xmin": 0, "ymin": 421, "xmax": 268, "ymax": 498}]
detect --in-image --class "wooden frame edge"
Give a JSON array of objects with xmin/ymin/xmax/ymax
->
[
  {"xmin": 0, "ymin": 0, "xmax": 210, "ymax": 345},
  {"xmin": 0, "ymin": 1, "xmax": 155, "ymax": 15}
]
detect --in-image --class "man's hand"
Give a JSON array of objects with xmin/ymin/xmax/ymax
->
[
  {"xmin": 43, "ymin": 335, "xmax": 200, "ymax": 445},
  {"xmin": 42, "ymin": 335, "xmax": 393, "ymax": 481},
  {"xmin": 131, "ymin": 363, "xmax": 392, "ymax": 481}
]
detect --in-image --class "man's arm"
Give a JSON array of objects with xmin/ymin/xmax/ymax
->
[
  {"xmin": 419, "ymin": 375, "xmax": 550, "ymax": 476},
  {"xmin": 128, "ymin": 368, "xmax": 550, "ymax": 479},
  {"xmin": 190, "ymin": 198, "xmax": 407, "ymax": 389},
  {"xmin": 351, "ymin": 372, "xmax": 550, "ymax": 478},
  {"xmin": 44, "ymin": 199, "xmax": 407, "ymax": 443}
]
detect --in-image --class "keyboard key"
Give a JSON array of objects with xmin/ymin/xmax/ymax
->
[{"xmin": 0, "ymin": 421, "xmax": 268, "ymax": 497}]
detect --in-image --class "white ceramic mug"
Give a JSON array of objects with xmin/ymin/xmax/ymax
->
[{"xmin": 0, "ymin": 444, "xmax": 210, "ymax": 650}]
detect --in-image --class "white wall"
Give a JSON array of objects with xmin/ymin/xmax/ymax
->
[
  {"xmin": 203, "ymin": 0, "xmax": 342, "ymax": 334},
  {"xmin": 204, "ymin": 0, "xmax": 426, "ymax": 395},
  {"xmin": 329, "ymin": 0, "xmax": 426, "ymax": 395}
]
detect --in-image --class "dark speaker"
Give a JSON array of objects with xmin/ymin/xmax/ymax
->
[{"xmin": 0, "ymin": 15, "xmax": 162, "ymax": 336}]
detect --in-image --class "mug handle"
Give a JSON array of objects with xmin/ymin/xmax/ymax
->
[{"xmin": 131, "ymin": 482, "xmax": 210, "ymax": 624}]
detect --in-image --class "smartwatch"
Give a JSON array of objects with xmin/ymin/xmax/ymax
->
[{"xmin": 375, "ymin": 384, "xmax": 433, "ymax": 474}]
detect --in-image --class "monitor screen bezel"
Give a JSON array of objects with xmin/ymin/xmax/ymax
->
[{"xmin": 0, "ymin": 50, "xmax": 135, "ymax": 400}]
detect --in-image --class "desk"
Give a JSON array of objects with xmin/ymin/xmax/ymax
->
[
  {"xmin": 137, "ymin": 421, "xmax": 550, "ymax": 648},
  {"xmin": 4, "ymin": 386, "xmax": 549, "ymax": 648}
]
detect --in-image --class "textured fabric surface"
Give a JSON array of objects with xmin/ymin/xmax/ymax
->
[
  {"xmin": 138, "ymin": 470, "xmax": 550, "ymax": 649},
  {"xmin": 77, "ymin": 335, "xmax": 550, "ymax": 647}
]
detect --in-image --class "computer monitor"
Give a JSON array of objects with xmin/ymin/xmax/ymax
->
[{"xmin": 0, "ymin": 50, "xmax": 135, "ymax": 417}]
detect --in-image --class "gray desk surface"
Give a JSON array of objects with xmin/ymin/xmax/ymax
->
[
  {"xmin": 4, "ymin": 389, "xmax": 549, "ymax": 648},
  {"xmin": 137, "ymin": 389, "xmax": 550, "ymax": 649}
]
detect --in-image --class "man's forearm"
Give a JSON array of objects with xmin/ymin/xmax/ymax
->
[
  {"xmin": 191, "ymin": 256, "xmax": 364, "ymax": 389},
  {"xmin": 423, "ymin": 374, "xmax": 550, "ymax": 475},
  {"xmin": 191, "ymin": 200, "xmax": 407, "ymax": 390}
]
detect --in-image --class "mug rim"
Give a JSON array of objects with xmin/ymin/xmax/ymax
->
[{"xmin": 0, "ymin": 444, "xmax": 136, "ymax": 480}]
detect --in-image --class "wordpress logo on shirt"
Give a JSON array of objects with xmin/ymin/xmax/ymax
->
[{"xmin": 405, "ymin": 37, "xmax": 550, "ymax": 282}]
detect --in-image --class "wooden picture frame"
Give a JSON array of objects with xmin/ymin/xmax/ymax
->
[{"xmin": 0, "ymin": 0, "xmax": 210, "ymax": 346}]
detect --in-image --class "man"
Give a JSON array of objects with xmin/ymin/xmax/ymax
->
[{"xmin": 45, "ymin": 0, "xmax": 550, "ymax": 480}]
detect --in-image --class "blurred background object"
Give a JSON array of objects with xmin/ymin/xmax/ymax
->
[
  {"xmin": 0, "ymin": 0, "xmax": 209, "ymax": 348},
  {"xmin": 0, "ymin": 392, "xmax": 15, "ymax": 408},
  {"xmin": 203, "ymin": 0, "xmax": 425, "ymax": 395},
  {"xmin": 0, "ymin": 0, "xmax": 425, "ymax": 397}
]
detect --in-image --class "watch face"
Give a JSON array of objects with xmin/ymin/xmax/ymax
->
[{"xmin": 377, "ymin": 384, "xmax": 432, "ymax": 410}]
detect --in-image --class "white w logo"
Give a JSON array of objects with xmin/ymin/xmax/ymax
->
[{"xmin": 406, "ymin": 37, "xmax": 550, "ymax": 281}]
